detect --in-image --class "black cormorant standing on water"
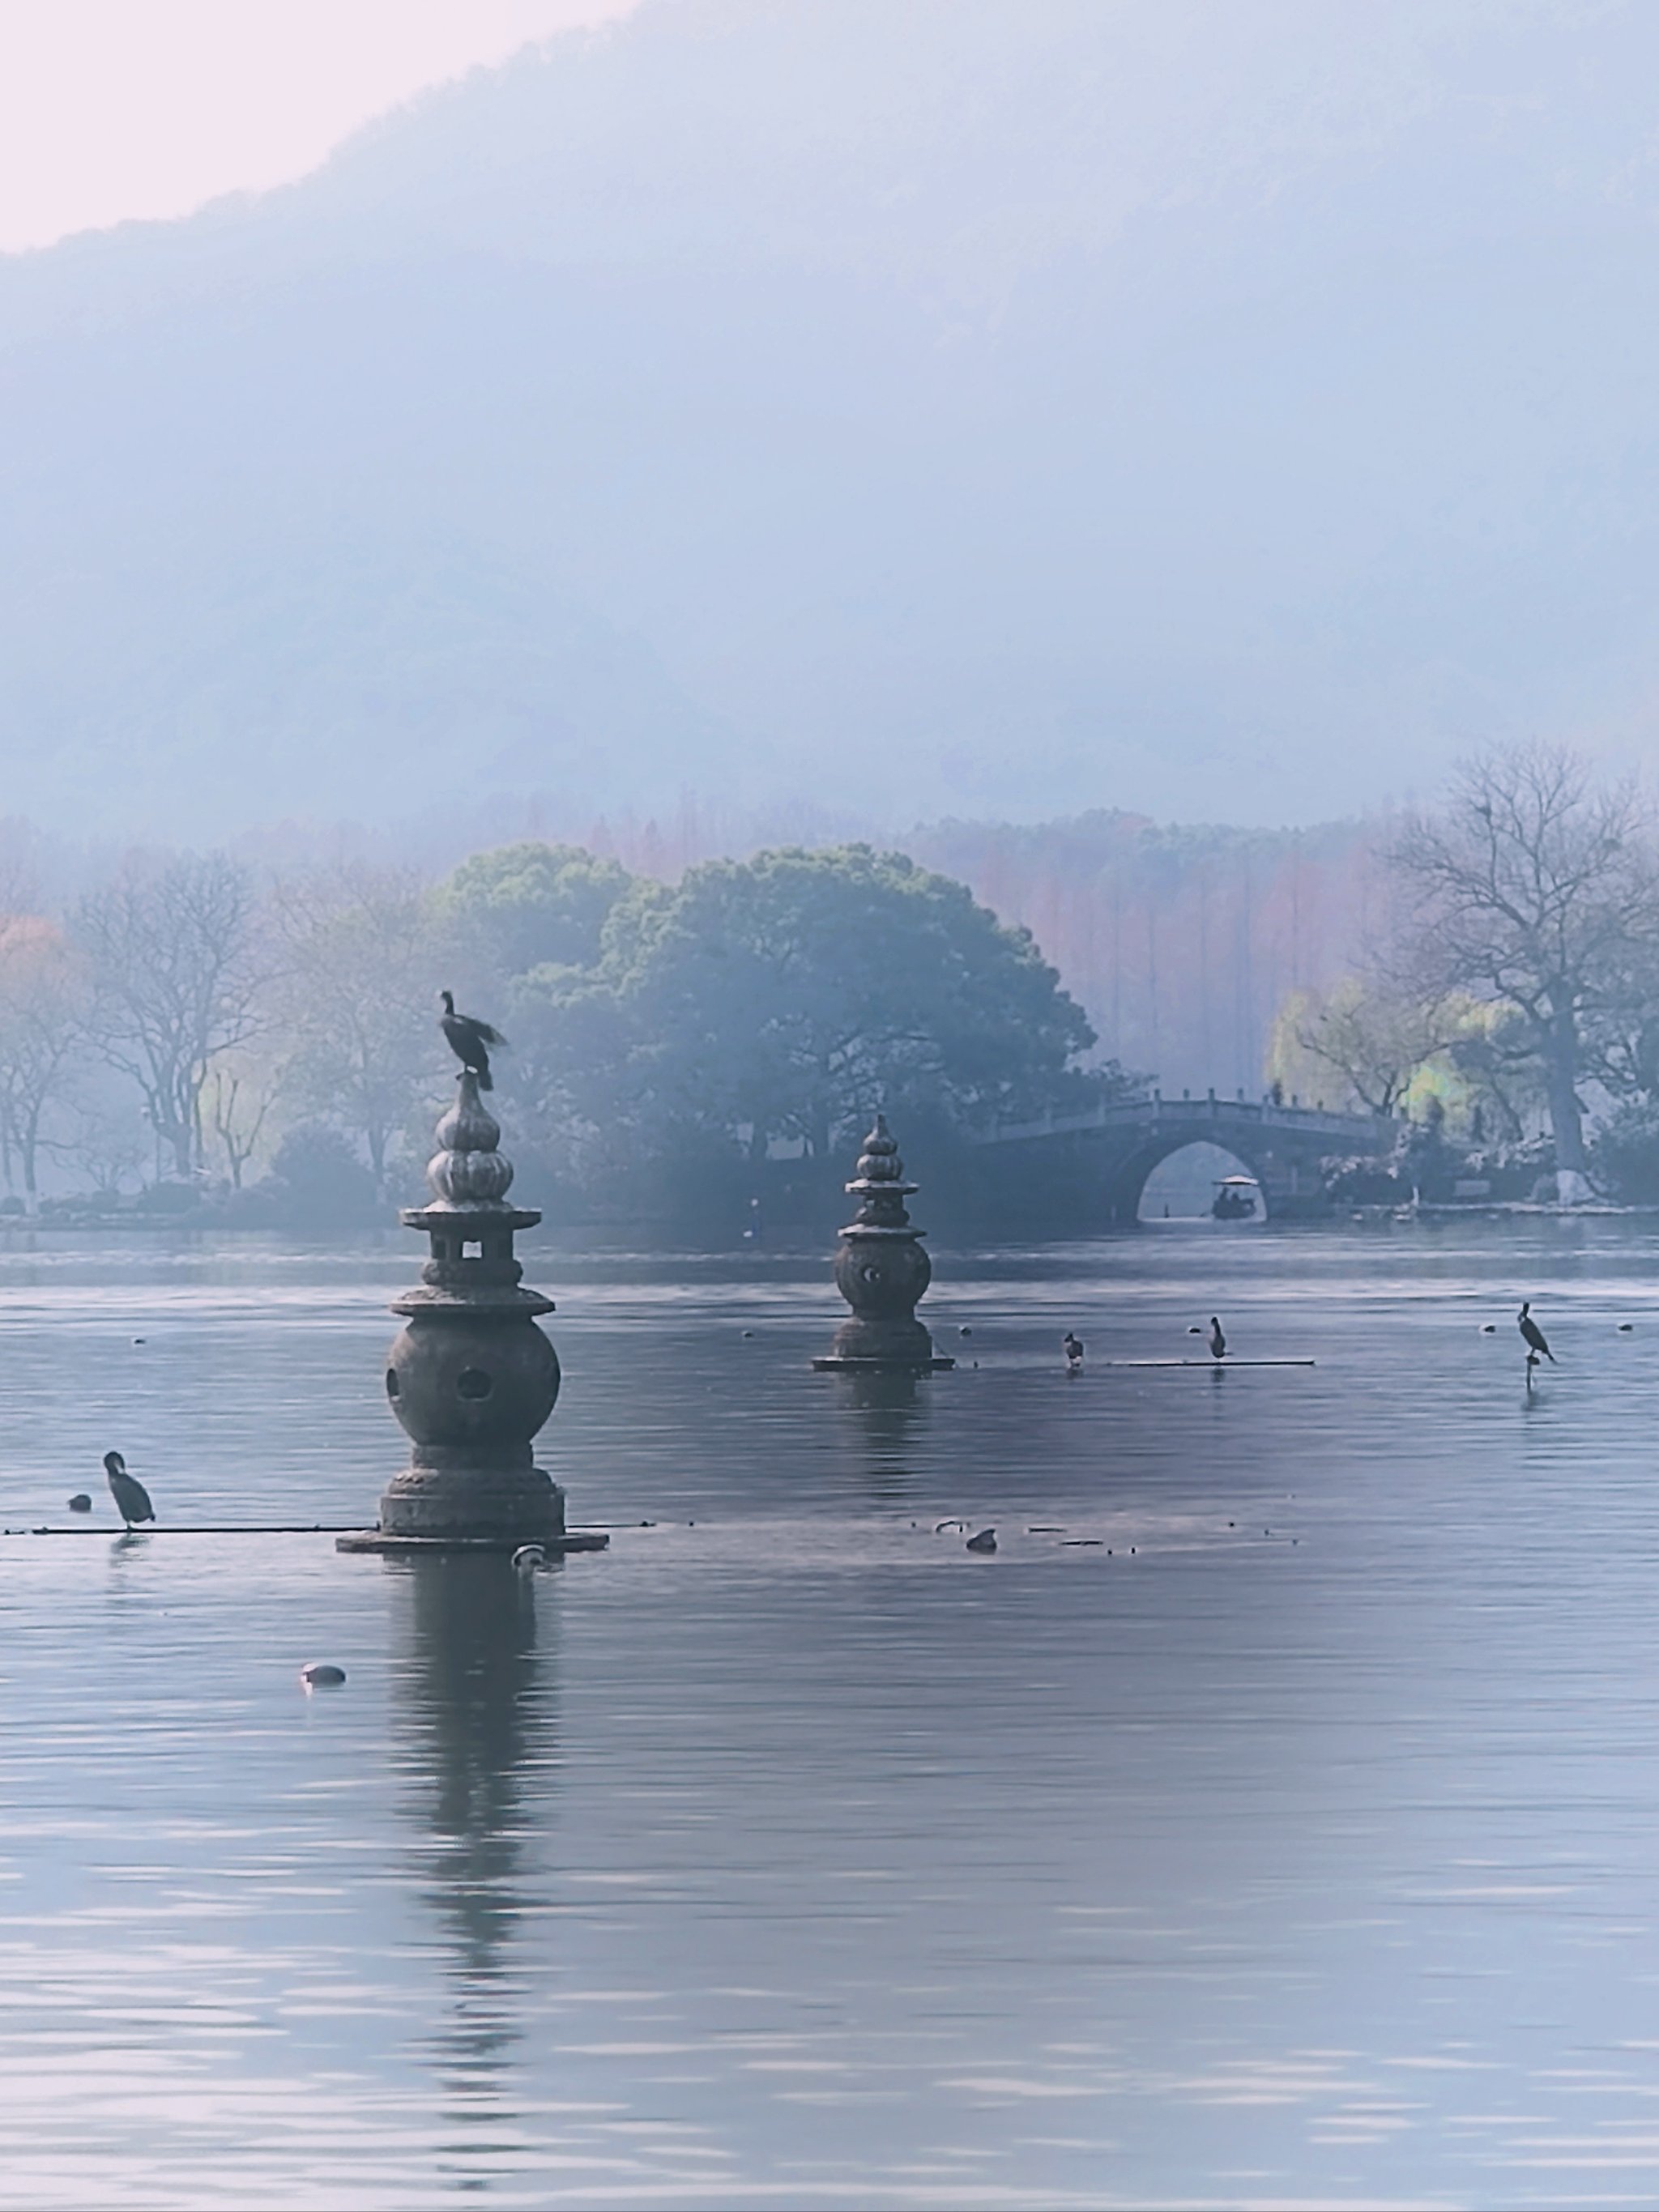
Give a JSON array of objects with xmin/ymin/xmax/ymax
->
[
  {"xmin": 1064, "ymin": 1332, "xmax": 1084, "ymax": 1372},
  {"xmin": 438, "ymin": 991, "xmax": 506, "ymax": 1091},
  {"xmin": 1519, "ymin": 1302, "xmax": 1555, "ymax": 1363},
  {"xmin": 104, "ymin": 1451, "xmax": 155, "ymax": 1529}
]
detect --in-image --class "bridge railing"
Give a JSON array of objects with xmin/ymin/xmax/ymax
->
[{"xmin": 973, "ymin": 1093, "xmax": 1393, "ymax": 1148}]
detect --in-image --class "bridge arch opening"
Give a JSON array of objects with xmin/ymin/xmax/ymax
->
[{"xmin": 1136, "ymin": 1140, "xmax": 1268, "ymax": 1224}]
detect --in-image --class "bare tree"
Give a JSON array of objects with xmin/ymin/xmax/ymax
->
[
  {"xmin": 0, "ymin": 918, "xmax": 89, "ymax": 1213},
  {"xmin": 1273, "ymin": 978, "xmax": 1461, "ymax": 1116},
  {"xmin": 1389, "ymin": 744, "xmax": 1659, "ymax": 1193},
  {"xmin": 206, "ymin": 1057, "xmax": 284, "ymax": 1189},
  {"xmin": 75, "ymin": 854, "xmax": 265, "ymax": 1180},
  {"xmin": 55, "ymin": 1085, "xmax": 151, "ymax": 1198},
  {"xmin": 272, "ymin": 863, "xmax": 449, "ymax": 1196}
]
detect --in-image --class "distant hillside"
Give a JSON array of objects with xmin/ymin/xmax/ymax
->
[{"xmin": 2, "ymin": 0, "xmax": 1657, "ymax": 837}]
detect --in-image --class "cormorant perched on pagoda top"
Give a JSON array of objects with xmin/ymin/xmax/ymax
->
[{"xmin": 438, "ymin": 990, "xmax": 506, "ymax": 1092}]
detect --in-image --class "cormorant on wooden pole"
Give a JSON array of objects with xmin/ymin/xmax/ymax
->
[
  {"xmin": 1519, "ymin": 1302, "xmax": 1555, "ymax": 1364},
  {"xmin": 104, "ymin": 1450, "xmax": 156, "ymax": 1529}
]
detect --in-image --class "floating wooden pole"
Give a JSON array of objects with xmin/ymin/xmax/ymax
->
[
  {"xmin": 5, "ymin": 1524, "xmax": 609, "ymax": 1545},
  {"xmin": 6, "ymin": 1522, "xmax": 367, "ymax": 1537},
  {"xmin": 1097, "ymin": 1358, "xmax": 1316, "ymax": 1369}
]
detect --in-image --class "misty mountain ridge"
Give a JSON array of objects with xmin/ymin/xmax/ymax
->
[{"xmin": 2, "ymin": 0, "xmax": 1657, "ymax": 839}]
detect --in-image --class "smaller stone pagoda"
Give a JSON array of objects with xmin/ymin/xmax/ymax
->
[
  {"xmin": 812, "ymin": 1114, "xmax": 954, "ymax": 1373},
  {"xmin": 340, "ymin": 1072, "xmax": 578, "ymax": 1552}
]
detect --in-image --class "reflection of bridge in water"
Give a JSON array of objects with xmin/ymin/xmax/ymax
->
[{"xmin": 974, "ymin": 1091, "xmax": 1394, "ymax": 1225}]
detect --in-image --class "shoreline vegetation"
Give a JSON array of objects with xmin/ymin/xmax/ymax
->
[{"xmin": 0, "ymin": 743, "xmax": 1648, "ymax": 1234}]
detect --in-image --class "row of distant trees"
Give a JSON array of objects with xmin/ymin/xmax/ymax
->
[
  {"xmin": 1267, "ymin": 742, "xmax": 1659, "ymax": 1201},
  {"xmin": 0, "ymin": 841, "xmax": 1120, "ymax": 1223}
]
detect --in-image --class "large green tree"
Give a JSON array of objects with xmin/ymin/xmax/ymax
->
[
  {"xmin": 439, "ymin": 842, "xmax": 634, "ymax": 979},
  {"xmin": 516, "ymin": 844, "xmax": 1111, "ymax": 1175}
]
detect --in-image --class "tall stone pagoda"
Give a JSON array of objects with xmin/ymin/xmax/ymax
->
[
  {"xmin": 340, "ymin": 1072, "xmax": 581, "ymax": 1552},
  {"xmin": 812, "ymin": 1114, "xmax": 954, "ymax": 1373}
]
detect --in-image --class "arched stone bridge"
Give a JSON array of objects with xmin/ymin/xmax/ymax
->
[{"xmin": 972, "ymin": 1091, "xmax": 1394, "ymax": 1224}]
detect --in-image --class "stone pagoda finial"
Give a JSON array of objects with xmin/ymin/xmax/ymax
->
[
  {"xmin": 427, "ymin": 1077, "xmax": 515, "ymax": 1206},
  {"xmin": 812, "ymin": 1113, "xmax": 953, "ymax": 1373}
]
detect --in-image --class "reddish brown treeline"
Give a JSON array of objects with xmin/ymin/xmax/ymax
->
[{"xmin": 569, "ymin": 801, "xmax": 1395, "ymax": 1099}]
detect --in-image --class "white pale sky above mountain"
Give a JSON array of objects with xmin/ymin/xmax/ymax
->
[{"xmin": 0, "ymin": 0, "xmax": 642, "ymax": 252}]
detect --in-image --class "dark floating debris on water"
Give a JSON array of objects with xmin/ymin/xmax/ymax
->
[
  {"xmin": 935, "ymin": 1519, "xmax": 966, "ymax": 1533},
  {"xmin": 966, "ymin": 1528, "xmax": 997, "ymax": 1554},
  {"xmin": 1620, "ymin": 1323, "xmax": 1636, "ymax": 1332},
  {"xmin": 1063, "ymin": 1538, "xmax": 1102, "ymax": 1547},
  {"xmin": 1481, "ymin": 1324, "xmax": 1496, "ymax": 1334},
  {"xmin": 741, "ymin": 1329, "xmax": 755, "ymax": 1338},
  {"xmin": 300, "ymin": 1663, "xmax": 347, "ymax": 1690},
  {"xmin": 66, "ymin": 1494, "xmax": 91, "ymax": 1514},
  {"xmin": 959, "ymin": 1325, "xmax": 972, "ymax": 1337},
  {"xmin": 1028, "ymin": 1524, "xmax": 1065, "ymax": 1532}
]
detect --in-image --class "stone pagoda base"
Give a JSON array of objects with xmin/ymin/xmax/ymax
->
[
  {"xmin": 812, "ymin": 1320, "xmax": 955, "ymax": 1374},
  {"xmin": 811, "ymin": 1355, "xmax": 956, "ymax": 1372},
  {"xmin": 377, "ymin": 1458, "xmax": 565, "ymax": 1544}
]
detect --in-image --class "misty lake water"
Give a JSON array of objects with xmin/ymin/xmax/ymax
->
[{"xmin": 5, "ymin": 1221, "xmax": 1659, "ymax": 2206}]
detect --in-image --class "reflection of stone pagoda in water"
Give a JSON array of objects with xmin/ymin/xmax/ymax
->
[
  {"xmin": 341, "ymin": 1073, "xmax": 602, "ymax": 1553},
  {"xmin": 812, "ymin": 1115, "xmax": 954, "ymax": 1374}
]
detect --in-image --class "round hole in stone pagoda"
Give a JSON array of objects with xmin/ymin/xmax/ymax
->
[
  {"xmin": 386, "ymin": 1370, "xmax": 399, "ymax": 1399},
  {"xmin": 457, "ymin": 1367, "xmax": 493, "ymax": 1400}
]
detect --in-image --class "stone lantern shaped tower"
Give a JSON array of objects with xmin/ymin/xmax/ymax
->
[
  {"xmin": 365, "ymin": 1073, "xmax": 566, "ymax": 1547},
  {"xmin": 812, "ymin": 1115, "xmax": 954, "ymax": 1373}
]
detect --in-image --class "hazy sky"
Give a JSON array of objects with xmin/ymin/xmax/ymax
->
[{"xmin": 0, "ymin": 0, "xmax": 642, "ymax": 254}]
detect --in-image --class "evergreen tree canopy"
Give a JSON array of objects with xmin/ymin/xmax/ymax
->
[
  {"xmin": 516, "ymin": 844, "xmax": 1112, "ymax": 1173},
  {"xmin": 440, "ymin": 842, "xmax": 635, "ymax": 979}
]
